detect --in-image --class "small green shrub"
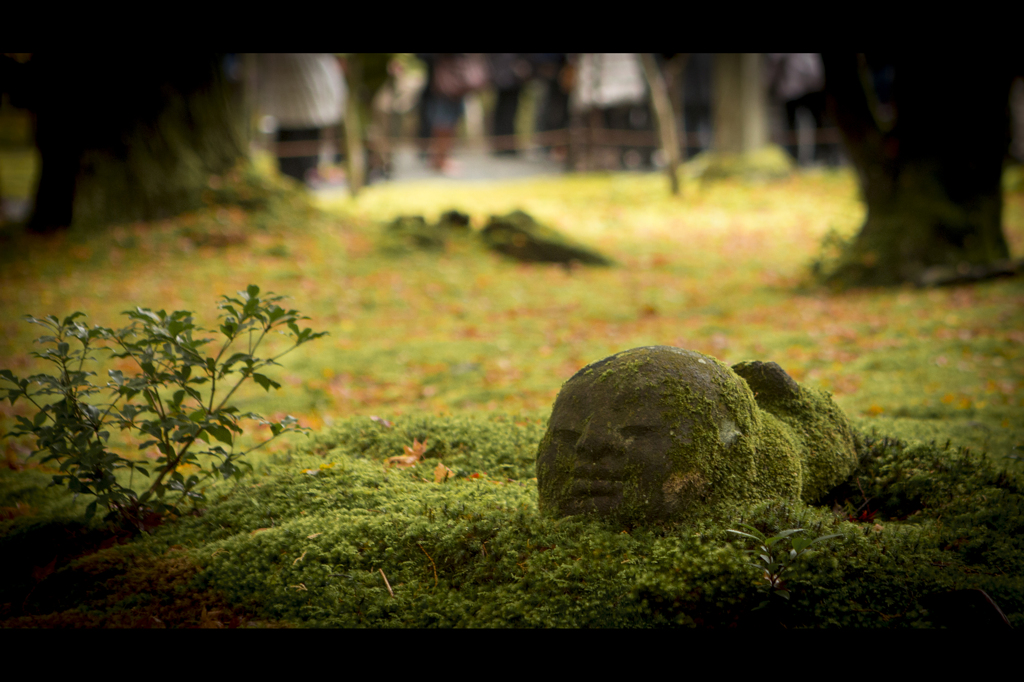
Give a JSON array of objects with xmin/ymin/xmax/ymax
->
[
  {"xmin": 726, "ymin": 523, "xmax": 842, "ymax": 607},
  {"xmin": 0, "ymin": 285, "xmax": 326, "ymax": 529}
]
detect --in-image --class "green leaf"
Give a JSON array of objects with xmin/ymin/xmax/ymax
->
[
  {"xmin": 726, "ymin": 528, "xmax": 763, "ymax": 542},
  {"xmin": 734, "ymin": 523, "xmax": 767, "ymax": 540},
  {"xmin": 222, "ymin": 352, "xmax": 251, "ymax": 369},
  {"xmin": 247, "ymin": 284, "xmax": 260, "ymax": 299},
  {"xmin": 206, "ymin": 425, "xmax": 233, "ymax": 445},
  {"xmin": 62, "ymin": 312, "xmax": 87, "ymax": 326},
  {"xmin": 791, "ymin": 537, "xmax": 812, "ymax": 553},
  {"xmin": 765, "ymin": 529, "xmax": 803, "ymax": 547},
  {"xmin": 252, "ymin": 373, "xmax": 281, "ymax": 392}
]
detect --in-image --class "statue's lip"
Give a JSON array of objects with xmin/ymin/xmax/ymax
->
[{"xmin": 570, "ymin": 479, "xmax": 622, "ymax": 497}]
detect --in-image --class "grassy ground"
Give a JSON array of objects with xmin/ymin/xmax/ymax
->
[
  {"xmin": 1, "ymin": 165, "xmax": 1023, "ymax": 627},
  {"xmin": 3, "ymin": 166, "xmax": 1021, "ymax": 468}
]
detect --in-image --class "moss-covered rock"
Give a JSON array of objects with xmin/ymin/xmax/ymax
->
[
  {"xmin": 481, "ymin": 210, "xmax": 612, "ymax": 266},
  {"xmin": 536, "ymin": 347, "xmax": 859, "ymax": 526},
  {"xmin": 379, "ymin": 210, "xmax": 474, "ymax": 255}
]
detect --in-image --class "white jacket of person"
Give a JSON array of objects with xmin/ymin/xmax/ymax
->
[
  {"xmin": 258, "ymin": 53, "xmax": 346, "ymax": 129},
  {"xmin": 572, "ymin": 53, "xmax": 647, "ymax": 110}
]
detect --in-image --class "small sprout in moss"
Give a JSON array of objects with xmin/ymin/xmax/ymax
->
[{"xmin": 727, "ymin": 522, "xmax": 842, "ymax": 609}]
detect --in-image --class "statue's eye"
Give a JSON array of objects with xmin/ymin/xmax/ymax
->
[
  {"xmin": 620, "ymin": 425, "xmax": 655, "ymax": 439},
  {"xmin": 554, "ymin": 429, "xmax": 580, "ymax": 447}
]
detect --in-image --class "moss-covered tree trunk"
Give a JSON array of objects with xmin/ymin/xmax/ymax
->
[
  {"xmin": 23, "ymin": 53, "xmax": 246, "ymax": 233},
  {"xmin": 821, "ymin": 53, "xmax": 1016, "ymax": 286},
  {"xmin": 713, "ymin": 53, "xmax": 768, "ymax": 154}
]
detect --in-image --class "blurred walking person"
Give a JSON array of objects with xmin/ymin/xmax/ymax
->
[
  {"xmin": 418, "ymin": 54, "xmax": 488, "ymax": 175},
  {"xmin": 258, "ymin": 54, "xmax": 346, "ymax": 185}
]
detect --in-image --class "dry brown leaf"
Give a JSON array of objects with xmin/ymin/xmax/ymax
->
[
  {"xmin": 405, "ymin": 439, "xmax": 429, "ymax": 457},
  {"xmin": 199, "ymin": 606, "xmax": 225, "ymax": 629},
  {"xmin": 292, "ymin": 551, "xmax": 307, "ymax": 565},
  {"xmin": 386, "ymin": 439, "xmax": 429, "ymax": 469},
  {"xmin": 307, "ymin": 533, "xmax": 322, "ymax": 540},
  {"xmin": 434, "ymin": 462, "xmax": 455, "ymax": 483},
  {"xmin": 385, "ymin": 454, "xmax": 421, "ymax": 468},
  {"xmin": 0, "ymin": 501, "xmax": 32, "ymax": 520}
]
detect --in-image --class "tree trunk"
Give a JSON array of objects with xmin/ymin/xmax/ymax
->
[
  {"xmin": 641, "ymin": 54, "xmax": 681, "ymax": 196},
  {"xmin": 661, "ymin": 54, "xmax": 689, "ymax": 160},
  {"xmin": 23, "ymin": 54, "xmax": 246, "ymax": 233},
  {"xmin": 342, "ymin": 55, "xmax": 366, "ymax": 197},
  {"xmin": 821, "ymin": 53, "xmax": 1015, "ymax": 286},
  {"xmin": 713, "ymin": 53, "xmax": 768, "ymax": 154}
]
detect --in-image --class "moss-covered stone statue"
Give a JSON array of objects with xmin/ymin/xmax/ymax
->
[{"xmin": 536, "ymin": 346, "xmax": 859, "ymax": 526}]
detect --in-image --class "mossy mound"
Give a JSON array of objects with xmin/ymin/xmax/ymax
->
[
  {"xmin": 536, "ymin": 348, "xmax": 859, "ymax": 527},
  {"xmin": 2, "ymin": 414, "xmax": 1023, "ymax": 627},
  {"xmin": 379, "ymin": 210, "xmax": 473, "ymax": 255},
  {"xmin": 732, "ymin": 360, "xmax": 860, "ymax": 502},
  {"xmin": 481, "ymin": 210, "xmax": 613, "ymax": 266},
  {"xmin": 687, "ymin": 145, "xmax": 794, "ymax": 182},
  {"xmin": 378, "ymin": 209, "xmax": 613, "ymax": 266}
]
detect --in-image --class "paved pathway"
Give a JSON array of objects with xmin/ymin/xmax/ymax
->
[{"xmin": 312, "ymin": 144, "xmax": 571, "ymax": 198}]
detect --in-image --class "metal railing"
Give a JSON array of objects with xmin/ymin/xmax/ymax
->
[{"xmin": 269, "ymin": 127, "xmax": 845, "ymax": 158}]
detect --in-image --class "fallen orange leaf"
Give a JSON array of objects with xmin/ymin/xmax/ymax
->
[
  {"xmin": 386, "ymin": 439, "xmax": 429, "ymax": 469},
  {"xmin": 434, "ymin": 461, "xmax": 455, "ymax": 483}
]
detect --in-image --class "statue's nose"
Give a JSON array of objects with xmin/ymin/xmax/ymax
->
[{"xmin": 575, "ymin": 423, "xmax": 618, "ymax": 460}]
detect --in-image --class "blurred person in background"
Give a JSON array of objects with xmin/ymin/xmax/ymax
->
[
  {"xmin": 258, "ymin": 53, "xmax": 346, "ymax": 185},
  {"xmin": 571, "ymin": 53, "xmax": 652, "ymax": 169},
  {"xmin": 417, "ymin": 54, "xmax": 487, "ymax": 175},
  {"xmin": 765, "ymin": 53, "xmax": 830, "ymax": 166},
  {"xmin": 533, "ymin": 53, "xmax": 571, "ymax": 159},
  {"xmin": 488, "ymin": 54, "xmax": 532, "ymax": 156}
]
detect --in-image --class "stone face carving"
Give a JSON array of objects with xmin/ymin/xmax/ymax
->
[{"xmin": 536, "ymin": 347, "xmax": 859, "ymax": 525}]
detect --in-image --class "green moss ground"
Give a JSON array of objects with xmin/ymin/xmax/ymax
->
[{"xmin": 3, "ymin": 416, "xmax": 1023, "ymax": 628}]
